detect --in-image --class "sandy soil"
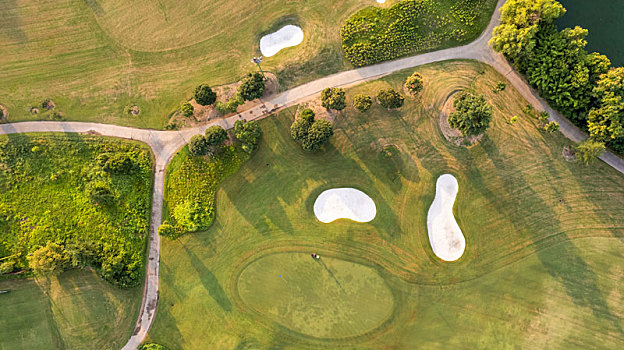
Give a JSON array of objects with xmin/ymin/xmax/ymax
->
[
  {"xmin": 260, "ymin": 25, "xmax": 304, "ymax": 57},
  {"xmin": 313, "ymin": 188, "xmax": 376, "ymax": 223},
  {"xmin": 426, "ymin": 174, "xmax": 466, "ymax": 261}
]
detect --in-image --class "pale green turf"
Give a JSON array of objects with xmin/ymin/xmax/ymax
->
[
  {"xmin": 147, "ymin": 60, "xmax": 624, "ymax": 349},
  {"xmin": 237, "ymin": 252, "xmax": 394, "ymax": 338},
  {"xmin": 0, "ymin": 270, "xmax": 141, "ymax": 350},
  {"xmin": 0, "ymin": 0, "xmax": 496, "ymax": 129}
]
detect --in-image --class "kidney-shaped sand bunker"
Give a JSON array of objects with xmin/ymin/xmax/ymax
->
[
  {"xmin": 237, "ymin": 253, "xmax": 394, "ymax": 338},
  {"xmin": 427, "ymin": 174, "xmax": 466, "ymax": 261},
  {"xmin": 313, "ymin": 188, "xmax": 376, "ymax": 223},
  {"xmin": 260, "ymin": 25, "xmax": 304, "ymax": 57}
]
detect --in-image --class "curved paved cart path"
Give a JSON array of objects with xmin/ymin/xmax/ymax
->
[{"xmin": 1, "ymin": 1, "xmax": 623, "ymax": 348}]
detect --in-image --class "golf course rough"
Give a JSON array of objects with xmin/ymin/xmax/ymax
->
[
  {"xmin": 313, "ymin": 188, "xmax": 377, "ymax": 223},
  {"xmin": 427, "ymin": 174, "xmax": 466, "ymax": 261},
  {"xmin": 237, "ymin": 252, "xmax": 394, "ymax": 338},
  {"xmin": 260, "ymin": 25, "xmax": 304, "ymax": 57}
]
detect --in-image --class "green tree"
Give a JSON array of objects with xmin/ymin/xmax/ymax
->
[
  {"xmin": 234, "ymin": 120, "xmax": 262, "ymax": 153},
  {"xmin": 188, "ymin": 135, "xmax": 208, "ymax": 156},
  {"xmin": 302, "ymin": 120, "xmax": 334, "ymax": 151},
  {"xmin": 576, "ymin": 139, "xmax": 606, "ymax": 165},
  {"xmin": 28, "ymin": 242, "xmax": 70, "ymax": 276},
  {"xmin": 291, "ymin": 109, "xmax": 315, "ymax": 141},
  {"xmin": 238, "ymin": 72, "xmax": 266, "ymax": 101},
  {"xmin": 377, "ymin": 89, "xmax": 404, "ymax": 110},
  {"xmin": 588, "ymin": 67, "xmax": 624, "ymax": 141},
  {"xmin": 353, "ymin": 94, "xmax": 372, "ymax": 112},
  {"xmin": 448, "ymin": 92, "xmax": 493, "ymax": 137},
  {"xmin": 490, "ymin": 0, "xmax": 566, "ymax": 65},
  {"xmin": 321, "ymin": 88, "xmax": 347, "ymax": 111},
  {"xmin": 205, "ymin": 126, "xmax": 228, "ymax": 149},
  {"xmin": 194, "ymin": 84, "xmax": 217, "ymax": 106},
  {"xmin": 181, "ymin": 102, "xmax": 194, "ymax": 117},
  {"xmin": 404, "ymin": 72, "xmax": 424, "ymax": 94}
]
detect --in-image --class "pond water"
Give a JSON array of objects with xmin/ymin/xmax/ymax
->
[{"xmin": 557, "ymin": 0, "xmax": 624, "ymax": 67}]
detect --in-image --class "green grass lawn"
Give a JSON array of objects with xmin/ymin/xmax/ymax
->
[
  {"xmin": 0, "ymin": 134, "xmax": 152, "ymax": 349},
  {"xmin": 0, "ymin": 0, "xmax": 496, "ymax": 129},
  {"xmin": 0, "ymin": 270, "xmax": 141, "ymax": 350},
  {"xmin": 147, "ymin": 60, "xmax": 624, "ymax": 349}
]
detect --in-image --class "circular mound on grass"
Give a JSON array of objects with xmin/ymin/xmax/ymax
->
[
  {"xmin": 439, "ymin": 92, "xmax": 483, "ymax": 147},
  {"xmin": 313, "ymin": 188, "xmax": 376, "ymax": 223},
  {"xmin": 237, "ymin": 252, "xmax": 394, "ymax": 338}
]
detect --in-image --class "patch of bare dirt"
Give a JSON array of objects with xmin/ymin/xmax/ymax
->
[
  {"xmin": 562, "ymin": 146, "xmax": 577, "ymax": 162},
  {"xmin": 297, "ymin": 99, "xmax": 337, "ymax": 123},
  {"xmin": 439, "ymin": 92, "xmax": 483, "ymax": 147}
]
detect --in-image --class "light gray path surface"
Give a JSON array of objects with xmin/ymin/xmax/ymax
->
[{"xmin": 1, "ymin": 0, "xmax": 623, "ymax": 348}]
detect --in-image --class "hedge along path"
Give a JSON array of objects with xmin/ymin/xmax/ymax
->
[{"xmin": 2, "ymin": 0, "xmax": 624, "ymax": 348}]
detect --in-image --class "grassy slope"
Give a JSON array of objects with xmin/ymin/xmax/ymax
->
[
  {"xmin": 0, "ymin": 0, "xmax": 381, "ymax": 128},
  {"xmin": 147, "ymin": 60, "xmax": 624, "ymax": 349},
  {"xmin": 0, "ymin": 270, "xmax": 141, "ymax": 350}
]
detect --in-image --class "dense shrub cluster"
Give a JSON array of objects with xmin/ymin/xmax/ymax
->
[
  {"xmin": 491, "ymin": 0, "xmax": 624, "ymax": 155},
  {"xmin": 0, "ymin": 135, "xmax": 152, "ymax": 287},
  {"xmin": 341, "ymin": 0, "xmax": 493, "ymax": 66},
  {"xmin": 163, "ymin": 145, "xmax": 249, "ymax": 235}
]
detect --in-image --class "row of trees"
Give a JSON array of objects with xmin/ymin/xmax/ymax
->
[
  {"xmin": 186, "ymin": 72, "xmax": 266, "ymax": 116},
  {"xmin": 490, "ymin": 0, "xmax": 622, "ymax": 160}
]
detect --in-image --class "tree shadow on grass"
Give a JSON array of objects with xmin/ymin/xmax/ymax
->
[
  {"xmin": 181, "ymin": 244, "xmax": 232, "ymax": 312},
  {"xmin": 474, "ymin": 135, "xmax": 623, "ymax": 334}
]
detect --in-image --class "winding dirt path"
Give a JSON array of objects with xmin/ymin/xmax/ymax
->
[{"xmin": 1, "ymin": 0, "xmax": 623, "ymax": 348}]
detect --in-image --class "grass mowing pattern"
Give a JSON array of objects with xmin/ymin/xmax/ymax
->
[
  {"xmin": 0, "ymin": 0, "xmax": 374, "ymax": 128},
  {"xmin": 0, "ymin": 133, "xmax": 153, "ymax": 286},
  {"xmin": 237, "ymin": 252, "xmax": 394, "ymax": 338},
  {"xmin": 0, "ymin": 269, "xmax": 141, "ymax": 350},
  {"xmin": 147, "ymin": 60, "xmax": 624, "ymax": 348},
  {"xmin": 341, "ymin": 0, "xmax": 497, "ymax": 66}
]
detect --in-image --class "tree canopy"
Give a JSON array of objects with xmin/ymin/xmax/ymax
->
[
  {"xmin": 238, "ymin": 72, "xmax": 266, "ymax": 101},
  {"xmin": 188, "ymin": 134, "xmax": 209, "ymax": 156},
  {"xmin": 28, "ymin": 242, "xmax": 70, "ymax": 276},
  {"xmin": 234, "ymin": 120, "xmax": 262, "ymax": 153},
  {"xmin": 353, "ymin": 94, "xmax": 372, "ymax": 112},
  {"xmin": 448, "ymin": 92, "xmax": 493, "ymax": 137},
  {"xmin": 205, "ymin": 125, "xmax": 228, "ymax": 148},
  {"xmin": 194, "ymin": 84, "xmax": 217, "ymax": 106},
  {"xmin": 404, "ymin": 72, "xmax": 424, "ymax": 94},
  {"xmin": 377, "ymin": 89, "xmax": 404, "ymax": 110},
  {"xmin": 290, "ymin": 109, "xmax": 334, "ymax": 151},
  {"xmin": 588, "ymin": 67, "xmax": 624, "ymax": 141},
  {"xmin": 321, "ymin": 88, "xmax": 347, "ymax": 111}
]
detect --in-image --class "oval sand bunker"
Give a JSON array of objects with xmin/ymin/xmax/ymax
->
[
  {"xmin": 260, "ymin": 25, "xmax": 304, "ymax": 57},
  {"xmin": 237, "ymin": 253, "xmax": 394, "ymax": 338},
  {"xmin": 427, "ymin": 174, "xmax": 466, "ymax": 261},
  {"xmin": 314, "ymin": 188, "xmax": 376, "ymax": 223}
]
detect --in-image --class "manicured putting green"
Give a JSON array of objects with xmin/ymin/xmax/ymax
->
[{"xmin": 237, "ymin": 253, "xmax": 394, "ymax": 338}]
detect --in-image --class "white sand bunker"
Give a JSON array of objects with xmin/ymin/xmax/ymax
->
[
  {"xmin": 314, "ymin": 188, "xmax": 376, "ymax": 223},
  {"xmin": 377, "ymin": 0, "xmax": 386, "ymax": 3},
  {"xmin": 260, "ymin": 25, "xmax": 304, "ymax": 57},
  {"xmin": 427, "ymin": 174, "xmax": 466, "ymax": 261}
]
